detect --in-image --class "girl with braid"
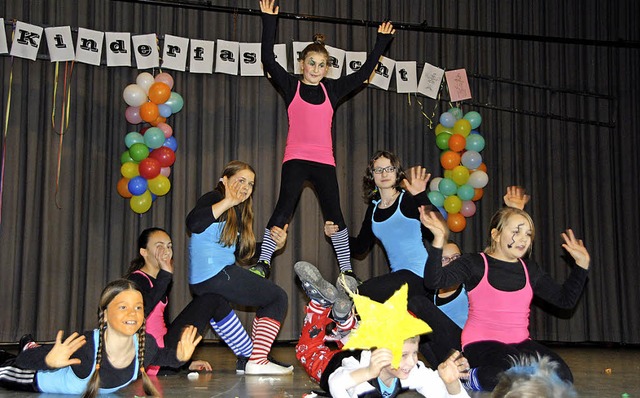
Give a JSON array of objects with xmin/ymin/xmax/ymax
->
[
  {"xmin": 0, "ymin": 279, "xmax": 201, "ymax": 397},
  {"xmin": 186, "ymin": 160, "xmax": 292, "ymax": 375},
  {"xmin": 253, "ymin": 0, "xmax": 395, "ymax": 280}
]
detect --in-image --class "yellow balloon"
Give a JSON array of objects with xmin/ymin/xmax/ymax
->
[
  {"xmin": 120, "ymin": 162, "xmax": 139, "ymax": 179},
  {"xmin": 453, "ymin": 119, "xmax": 472, "ymax": 137},
  {"xmin": 444, "ymin": 169, "xmax": 453, "ymax": 180},
  {"xmin": 148, "ymin": 175, "xmax": 171, "ymax": 196},
  {"xmin": 434, "ymin": 123, "xmax": 452, "ymax": 136},
  {"xmin": 444, "ymin": 194, "xmax": 462, "ymax": 214},
  {"xmin": 130, "ymin": 190, "xmax": 152, "ymax": 214},
  {"xmin": 451, "ymin": 165, "xmax": 470, "ymax": 185}
]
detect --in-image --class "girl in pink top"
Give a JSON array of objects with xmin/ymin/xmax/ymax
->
[
  {"xmin": 420, "ymin": 206, "xmax": 590, "ymax": 392},
  {"xmin": 254, "ymin": 0, "xmax": 395, "ymax": 280}
]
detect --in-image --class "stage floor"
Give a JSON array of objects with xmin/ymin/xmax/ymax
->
[{"xmin": 0, "ymin": 342, "xmax": 638, "ymax": 397}]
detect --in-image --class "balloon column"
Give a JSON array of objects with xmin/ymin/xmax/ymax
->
[
  {"xmin": 427, "ymin": 108, "xmax": 488, "ymax": 232},
  {"xmin": 117, "ymin": 72, "xmax": 184, "ymax": 214}
]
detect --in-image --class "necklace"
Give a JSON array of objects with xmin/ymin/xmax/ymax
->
[{"xmin": 380, "ymin": 191, "xmax": 399, "ymax": 208}]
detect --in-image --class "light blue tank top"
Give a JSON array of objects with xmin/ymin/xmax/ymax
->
[
  {"xmin": 36, "ymin": 329, "xmax": 139, "ymax": 394},
  {"xmin": 435, "ymin": 287, "xmax": 469, "ymax": 329},
  {"xmin": 188, "ymin": 220, "xmax": 236, "ymax": 284},
  {"xmin": 371, "ymin": 192, "xmax": 428, "ymax": 276}
]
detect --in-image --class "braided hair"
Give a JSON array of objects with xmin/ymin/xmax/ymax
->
[{"xmin": 81, "ymin": 279, "xmax": 159, "ymax": 398}]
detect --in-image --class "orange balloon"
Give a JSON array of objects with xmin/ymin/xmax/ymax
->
[
  {"xmin": 140, "ymin": 102, "xmax": 159, "ymax": 123},
  {"xmin": 149, "ymin": 115, "xmax": 167, "ymax": 126},
  {"xmin": 474, "ymin": 162, "xmax": 487, "ymax": 173},
  {"xmin": 472, "ymin": 188, "xmax": 484, "ymax": 201},
  {"xmin": 447, "ymin": 213, "xmax": 466, "ymax": 232},
  {"xmin": 448, "ymin": 134, "xmax": 466, "ymax": 152},
  {"xmin": 117, "ymin": 177, "xmax": 132, "ymax": 198},
  {"xmin": 148, "ymin": 82, "xmax": 172, "ymax": 104},
  {"xmin": 440, "ymin": 151, "xmax": 461, "ymax": 170}
]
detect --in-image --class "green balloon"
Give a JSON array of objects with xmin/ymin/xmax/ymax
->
[
  {"xmin": 120, "ymin": 150, "xmax": 135, "ymax": 164},
  {"xmin": 129, "ymin": 143, "xmax": 150, "ymax": 162},
  {"xmin": 436, "ymin": 132, "xmax": 451, "ymax": 150}
]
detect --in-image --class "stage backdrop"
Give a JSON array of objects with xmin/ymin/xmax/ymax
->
[{"xmin": 0, "ymin": 0, "xmax": 638, "ymax": 345}]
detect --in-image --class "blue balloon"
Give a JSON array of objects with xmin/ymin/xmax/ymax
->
[
  {"xmin": 437, "ymin": 206, "xmax": 448, "ymax": 220},
  {"xmin": 124, "ymin": 132, "xmax": 144, "ymax": 148},
  {"xmin": 439, "ymin": 112, "xmax": 456, "ymax": 128},
  {"xmin": 163, "ymin": 136, "xmax": 178, "ymax": 151},
  {"xmin": 461, "ymin": 151, "xmax": 482, "ymax": 170},
  {"xmin": 158, "ymin": 104, "xmax": 173, "ymax": 118},
  {"xmin": 128, "ymin": 176, "xmax": 148, "ymax": 196}
]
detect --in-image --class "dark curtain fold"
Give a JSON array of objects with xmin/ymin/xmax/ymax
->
[{"xmin": 0, "ymin": 0, "xmax": 638, "ymax": 344}]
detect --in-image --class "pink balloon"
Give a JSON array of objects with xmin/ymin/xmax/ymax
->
[
  {"xmin": 460, "ymin": 200, "xmax": 477, "ymax": 217},
  {"xmin": 160, "ymin": 166, "xmax": 172, "ymax": 177},
  {"xmin": 157, "ymin": 122, "xmax": 173, "ymax": 138},
  {"xmin": 125, "ymin": 106, "xmax": 142, "ymax": 124},
  {"xmin": 154, "ymin": 72, "xmax": 174, "ymax": 90}
]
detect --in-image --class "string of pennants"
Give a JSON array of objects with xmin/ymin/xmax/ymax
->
[{"xmin": 0, "ymin": 18, "xmax": 472, "ymax": 102}]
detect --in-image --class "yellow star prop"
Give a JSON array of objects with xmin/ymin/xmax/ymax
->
[{"xmin": 341, "ymin": 284, "xmax": 432, "ymax": 368}]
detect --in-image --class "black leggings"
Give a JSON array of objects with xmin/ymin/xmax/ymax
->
[
  {"xmin": 163, "ymin": 293, "xmax": 231, "ymax": 349},
  {"xmin": 358, "ymin": 270, "xmax": 426, "ymax": 303},
  {"xmin": 463, "ymin": 339, "xmax": 573, "ymax": 391},
  {"xmin": 190, "ymin": 264, "xmax": 288, "ymax": 323},
  {"xmin": 407, "ymin": 295, "xmax": 462, "ymax": 368},
  {"xmin": 267, "ymin": 159, "xmax": 346, "ymax": 229}
]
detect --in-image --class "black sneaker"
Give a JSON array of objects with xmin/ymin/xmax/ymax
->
[
  {"xmin": 236, "ymin": 355, "xmax": 249, "ymax": 374},
  {"xmin": 249, "ymin": 260, "xmax": 271, "ymax": 279},
  {"xmin": 294, "ymin": 261, "xmax": 338, "ymax": 306},
  {"xmin": 19, "ymin": 334, "xmax": 37, "ymax": 351}
]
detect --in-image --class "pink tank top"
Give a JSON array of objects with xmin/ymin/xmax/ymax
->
[
  {"xmin": 133, "ymin": 270, "xmax": 168, "ymax": 347},
  {"xmin": 283, "ymin": 81, "xmax": 335, "ymax": 166},
  {"xmin": 461, "ymin": 253, "xmax": 533, "ymax": 348}
]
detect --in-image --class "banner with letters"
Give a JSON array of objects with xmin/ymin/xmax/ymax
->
[{"xmin": 0, "ymin": 18, "xmax": 471, "ymax": 100}]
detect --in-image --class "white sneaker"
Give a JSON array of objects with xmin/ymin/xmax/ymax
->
[{"xmin": 245, "ymin": 360, "xmax": 294, "ymax": 375}]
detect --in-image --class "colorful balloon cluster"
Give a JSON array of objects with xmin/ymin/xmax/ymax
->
[
  {"xmin": 117, "ymin": 72, "xmax": 184, "ymax": 214},
  {"xmin": 427, "ymin": 108, "xmax": 488, "ymax": 232}
]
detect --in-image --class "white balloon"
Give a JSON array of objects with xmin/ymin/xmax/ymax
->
[
  {"xmin": 468, "ymin": 171, "xmax": 489, "ymax": 189},
  {"xmin": 136, "ymin": 72, "xmax": 155, "ymax": 94},
  {"xmin": 429, "ymin": 177, "xmax": 443, "ymax": 192},
  {"xmin": 123, "ymin": 84, "xmax": 148, "ymax": 107}
]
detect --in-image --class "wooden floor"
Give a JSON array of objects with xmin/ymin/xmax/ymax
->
[{"xmin": 1, "ymin": 342, "xmax": 639, "ymax": 397}]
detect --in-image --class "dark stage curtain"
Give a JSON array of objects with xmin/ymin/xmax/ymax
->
[{"xmin": 0, "ymin": 0, "xmax": 638, "ymax": 344}]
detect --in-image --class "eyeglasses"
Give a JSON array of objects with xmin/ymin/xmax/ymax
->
[
  {"xmin": 372, "ymin": 166, "xmax": 397, "ymax": 174},
  {"xmin": 441, "ymin": 253, "xmax": 461, "ymax": 265}
]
